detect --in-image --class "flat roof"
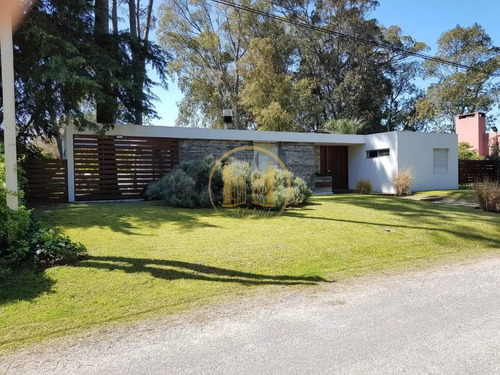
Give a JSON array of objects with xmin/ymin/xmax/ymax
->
[{"xmin": 69, "ymin": 124, "xmax": 367, "ymax": 145}]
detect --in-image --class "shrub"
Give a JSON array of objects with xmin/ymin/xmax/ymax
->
[
  {"xmin": 161, "ymin": 169, "xmax": 197, "ymax": 208},
  {"xmin": 1, "ymin": 145, "xmax": 31, "ymax": 248},
  {"xmin": 0, "ymin": 221, "xmax": 87, "ymax": 278},
  {"xmin": 490, "ymin": 139, "xmax": 500, "ymax": 160},
  {"xmin": 30, "ymin": 227, "xmax": 87, "ymax": 267},
  {"xmin": 224, "ymin": 159, "xmax": 253, "ymax": 205},
  {"xmin": 355, "ymin": 179, "xmax": 373, "ymax": 194},
  {"xmin": 145, "ymin": 156, "xmax": 312, "ymax": 209},
  {"xmin": 394, "ymin": 170, "xmax": 413, "ymax": 196},
  {"xmin": 288, "ymin": 175, "xmax": 313, "ymax": 207},
  {"xmin": 474, "ymin": 181, "xmax": 500, "ymax": 213},
  {"xmin": 458, "ymin": 142, "xmax": 482, "ymax": 160},
  {"xmin": 0, "ymin": 204, "xmax": 31, "ymax": 248},
  {"xmin": 145, "ymin": 155, "xmax": 223, "ymax": 207},
  {"xmin": 143, "ymin": 173, "xmax": 170, "ymax": 201},
  {"xmin": 1, "ymin": 142, "xmax": 87, "ymax": 278}
]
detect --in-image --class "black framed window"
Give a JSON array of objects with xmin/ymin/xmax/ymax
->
[{"xmin": 366, "ymin": 148, "xmax": 390, "ymax": 159}]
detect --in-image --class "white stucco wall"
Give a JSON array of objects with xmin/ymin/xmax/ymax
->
[
  {"xmin": 348, "ymin": 131, "xmax": 458, "ymax": 194},
  {"xmin": 396, "ymin": 132, "xmax": 458, "ymax": 191},
  {"xmin": 349, "ymin": 132, "xmax": 398, "ymax": 194}
]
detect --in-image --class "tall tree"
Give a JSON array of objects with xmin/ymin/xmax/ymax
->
[
  {"xmin": 158, "ymin": 0, "xmax": 426, "ymax": 133},
  {"xmin": 238, "ymin": 37, "xmax": 314, "ymax": 131},
  {"xmin": 381, "ymin": 25, "xmax": 427, "ymax": 131},
  {"xmin": 125, "ymin": 0, "xmax": 157, "ymax": 125},
  {"xmin": 0, "ymin": 0, "xmax": 169, "ymax": 157},
  {"xmin": 270, "ymin": 0, "xmax": 394, "ymax": 133},
  {"xmin": 157, "ymin": 0, "xmax": 270, "ymax": 128},
  {"xmin": 95, "ymin": 0, "xmax": 167, "ymax": 125},
  {"xmin": 94, "ymin": 0, "xmax": 117, "ymax": 124},
  {"xmin": 416, "ymin": 23, "xmax": 500, "ymax": 132},
  {"xmin": 3, "ymin": 0, "xmax": 100, "ymax": 155}
]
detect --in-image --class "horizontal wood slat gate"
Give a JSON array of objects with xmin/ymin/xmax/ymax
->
[
  {"xmin": 24, "ymin": 160, "xmax": 68, "ymax": 203},
  {"xmin": 73, "ymin": 135, "xmax": 179, "ymax": 201},
  {"xmin": 459, "ymin": 160, "xmax": 499, "ymax": 184}
]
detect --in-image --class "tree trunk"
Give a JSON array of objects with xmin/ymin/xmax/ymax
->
[
  {"xmin": 144, "ymin": 0, "xmax": 154, "ymax": 41},
  {"xmin": 94, "ymin": 0, "xmax": 115, "ymax": 124},
  {"xmin": 112, "ymin": 0, "xmax": 118, "ymax": 35},
  {"xmin": 129, "ymin": 0, "xmax": 155, "ymax": 126},
  {"xmin": 128, "ymin": 0, "xmax": 137, "ymax": 38},
  {"xmin": 94, "ymin": 0, "xmax": 118, "ymax": 195},
  {"xmin": 128, "ymin": 0, "xmax": 142, "ymax": 124},
  {"xmin": 55, "ymin": 132, "xmax": 64, "ymax": 160},
  {"xmin": 136, "ymin": 0, "xmax": 141, "ymax": 38},
  {"xmin": 134, "ymin": 58, "xmax": 145, "ymax": 125}
]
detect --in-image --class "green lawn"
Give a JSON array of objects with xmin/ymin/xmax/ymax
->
[
  {"xmin": 413, "ymin": 185, "xmax": 477, "ymax": 203},
  {"xmin": 1, "ymin": 195, "xmax": 499, "ymax": 351}
]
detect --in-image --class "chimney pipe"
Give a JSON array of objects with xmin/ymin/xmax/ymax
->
[{"xmin": 223, "ymin": 109, "xmax": 234, "ymax": 129}]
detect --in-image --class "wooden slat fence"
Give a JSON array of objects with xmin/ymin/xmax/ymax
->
[
  {"xmin": 459, "ymin": 160, "xmax": 499, "ymax": 184},
  {"xmin": 24, "ymin": 160, "xmax": 68, "ymax": 203},
  {"xmin": 73, "ymin": 135, "xmax": 179, "ymax": 201}
]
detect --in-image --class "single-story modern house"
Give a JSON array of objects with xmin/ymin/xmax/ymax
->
[{"xmin": 62, "ymin": 124, "xmax": 458, "ymax": 202}]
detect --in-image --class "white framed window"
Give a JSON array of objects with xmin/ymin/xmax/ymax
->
[{"xmin": 433, "ymin": 148, "xmax": 448, "ymax": 174}]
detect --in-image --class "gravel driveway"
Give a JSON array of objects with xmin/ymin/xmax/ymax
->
[{"xmin": 1, "ymin": 255, "xmax": 499, "ymax": 375}]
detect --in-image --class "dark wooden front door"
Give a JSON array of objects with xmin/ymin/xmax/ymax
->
[{"xmin": 320, "ymin": 146, "xmax": 348, "ymax": 192}]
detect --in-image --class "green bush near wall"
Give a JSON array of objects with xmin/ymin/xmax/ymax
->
[
  {"xmin": 0, "ymin": 142, "xmax": 87, "ymax": 279},
  {"xmin": 144, "ymin": 155, "xmax": 223, "ymax": 207},
  {"xmin": 0, "ymin": 143, "xmax": 30, "ymax": 251},
  {"xmin": 144, "ymin": 155, "xmax": 312, "ymax": 209}
]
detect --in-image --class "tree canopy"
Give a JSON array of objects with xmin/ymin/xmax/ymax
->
[
  {"xmin": 0, "ymin": 0, "xmax": 169, "ymax": 156},
  {"xmin": 2, "ymin": 0, "xmax": 500, "ymax": 141},
  {"xmin": 458, "ymin": 142, "xmax": 482, "ymax": 160},
  {"xmin": 157, "ymin": 0, "xmax": 428, "ymax": 133},
  {"xmin": 416, "ymin": 24, "xmax": 500, "ymax": 132}
]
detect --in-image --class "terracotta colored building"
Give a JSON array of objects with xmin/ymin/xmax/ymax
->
[{"xmin": 455, "ymin": 112, "xmax": 499, "ymax": 157}]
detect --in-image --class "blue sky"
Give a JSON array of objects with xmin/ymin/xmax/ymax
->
[{"xmin": 149, "ymin": 0, "xmax": 500, "ymax": 127}]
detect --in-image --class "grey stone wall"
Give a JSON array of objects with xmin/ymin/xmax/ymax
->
[
  {"xmin": 278, "ymin": 143, "xmax": 316, "ymax": 186},
  {"xmin": 179, "ymin": 139, "xmax": 316, "ymax": 186},
  {"xmin": 179, "ymin": 140, "xmax": 254, "ymax": 164}
]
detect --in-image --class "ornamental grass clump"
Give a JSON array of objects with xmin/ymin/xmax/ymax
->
[
  {"xmin": 474, "ymin": 180, "xmax": 500, "ymax": 213},
  {"xmin": 355, "ymin": 178, "xmax": 373, "ymax": 194},
  {"xmin": 394, "ymin": 170, "xmax": 413, "ymax": 196}
]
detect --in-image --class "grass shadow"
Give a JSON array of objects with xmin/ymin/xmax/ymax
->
[
  {"xmin": 0, "ymin": 269, "xmax": 55, "ymax": 306},
  {"xmin": 76, "ymin": 255, "xmax": 331, "ymax": 286},
  {"xmin": 291, "ymin": 195, "xmax": 500, "ymax": 249},
  {"xmin": 413, "ymin": 186, "xmax": 478, "ymax": 203},
  {"xmin": 33, "ymin": 201, "xmax": 224, "ymax": 235},
  {"xmin": 314, "ymin": 194, "xmax": 490, "ymax": 221}
]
